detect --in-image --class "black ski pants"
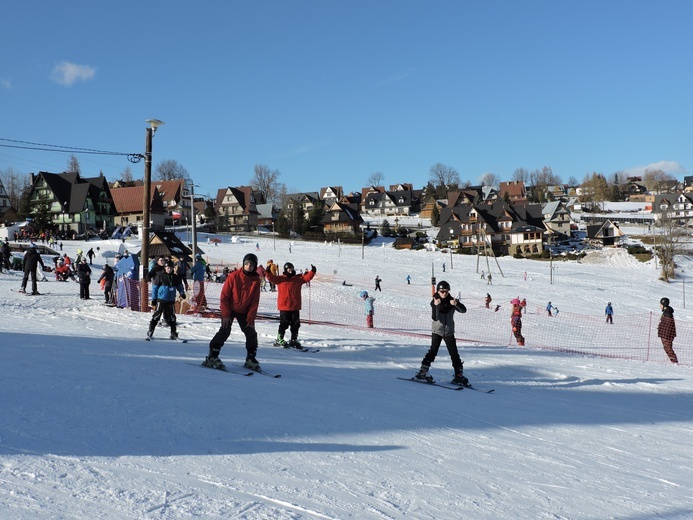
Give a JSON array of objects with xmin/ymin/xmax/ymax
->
[
  {"xmin": 278, "ymin": 310, "xmax": 301, "ymax": 340},
  {"xmin": 422, "ymin": 333, "xmax": 463, "ymax": 371},
  {"xmin": 209, "ymin": 311, "xmax": 257, "ymax": 358},
  {"xmin": 150, "ymin": 301, "xmax": 177, "ymax": 334}
]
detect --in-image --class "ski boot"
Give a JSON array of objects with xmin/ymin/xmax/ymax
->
[
  {"xmin": 170, "ymin": 331, "xmax": 178, "ymax": 340},
  {"xmin": 17, "ymin": 288, "xmax": 26, "ymax": 293},
  {"xmin": 414, "ymin": 365, "xmax": 434, "ymax": 383},
  {"xmin": 146, "ymin": 330, "xmax": 153, "ymax": 340},
  {"xmin": 274, "ymin": 334, "xmax": 288, "ymax": 348},
  {"xmin": 202, "ymin": 356, "xmax": 226, "ymax": 370},
  {"xmin": 288, "ymin": 338, "xmax": 302, "ymax": 348},
  {"xmin": 244, "ymin": 355, "xmax": 261, "ymax": 371},
  {"xmin": 451, "ymin": 365, "xmax": 470, "ymax": 387}
]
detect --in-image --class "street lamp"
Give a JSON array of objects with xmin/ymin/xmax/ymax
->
[
  {"xmin": 140, "ymin": 118, "xmax": 164, "ymax": 311},
  {"xmin": 190, "ymin": 182, "xmax": 198, "ymax": 261}
]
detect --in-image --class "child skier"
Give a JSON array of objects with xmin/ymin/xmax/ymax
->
[
  {"xmin": 360, "ymin": 291, "xmax": 375, "ymax": 328},
  {"xmin": 511, "ymin": 308, "xmax": 525, "ymax": 346},
  {"xmin": 148, "ymin": 260, "xmax": 187, "ymax": 339},
  {"xmin": 414, "ymin": 280, "xmax": 469, "ymax": 386},
  {"xmin": 265, "ymin": 261, "xmax": 316, "ymax": 347}
]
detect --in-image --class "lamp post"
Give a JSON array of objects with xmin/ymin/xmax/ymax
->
[
  {"xmin": 190, "ymin": 182, "xmax": 198, "ymax": 261},
  {"xmin": 140, "ymin": 118, "xmax": 164, "ymax": 312}
]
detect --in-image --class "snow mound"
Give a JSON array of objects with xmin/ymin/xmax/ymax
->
[{"xmin": 580, "ymin": 247, "xmax": 646, "ymax": 268}]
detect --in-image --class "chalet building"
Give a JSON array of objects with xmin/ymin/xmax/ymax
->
[
  {"xmin": 215, "ymin": 186, "xmax": 263, "ymax": 232},
  {"xmin": 29, "ymin": 171, "xmax": 115, "ymax": 237},
  {"xmin": 436, "ymin": 199, "xmax": 545, "ymax": 257},
  {"xmin": 110, "ymin": 184, "xmax": 166, "ymax": 230},
  {"xmin": 0, "ymin": 178, "xmax": 19, "ymax": 224},
  {"xmin": 586, "ymin": 220, "xmax": 624, "ymax": 246},
  {"xmin": 542, "ymin": 201, "xmax": 572, "ymax": 242},
  {"xmin": 321, "ymin": 201, "xmax": 363, "ymax": 236},
  {"xmin": 284, "ymin": 192, "xmax": 320, "ymax": 220},
  {"xmin": 499, "ymin": 181, "xmax": 527, "ymax": 202},
  {"xmin": 320, "ymin": 186, "xmax": 343, "ymax": 207}
]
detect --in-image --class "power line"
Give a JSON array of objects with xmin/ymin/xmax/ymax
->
[{"xmin": 0, "ymin": 137, "xmax": 144, "ymax": 163}]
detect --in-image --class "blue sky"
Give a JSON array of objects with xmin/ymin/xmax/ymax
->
[{"xmin": 1, "ymin": 1, "xmax": 692, "ymax": 199}]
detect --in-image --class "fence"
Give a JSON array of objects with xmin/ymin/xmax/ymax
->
[{"xmin": 119, "ymin": 275, "xmax": 689, "ymax": 366}]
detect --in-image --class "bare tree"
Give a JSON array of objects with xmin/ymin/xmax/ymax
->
[
  {"xmin": 120, "ymin": 166, "xmax": 134, "ymax": 183},
  {"xmin": 511, "ymin": 168, "xmax": 529, "ymax": 184},
  {"xmin": 428, "ymin": 163, "xmax": 461, "ymax": 199},
  {"xmin": 0, "ymin": 167, "xmax": 28, "ymax": 209},
  {"xmin": 643, "ymin": 169, "xmax": 676, "ymax": 193},
  {"xmin": 367, "ymin": 171, "xmax": 385, "ymax": 187},
  {"xmin": 656, "ymin": 213, "xmax": 685, "ymax": 282},
  {"xmin": 251, "ymin": 164, "xmax": 283, "ymax": 206},
  {"xmin": 66, "ymin": 154, "xmax": 81, "ymax": 174},
  {"xmin": 155, "ymin": 159, "xmax": 190, "ymax": 182},
  {"xmin": 480, "ymin": 172, "xmax": 500, "ymax": 187}
]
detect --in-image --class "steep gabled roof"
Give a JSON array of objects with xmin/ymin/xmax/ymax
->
[{"xmin": 111, "ymin": 185, "xmax": 165, "ymax": 214}]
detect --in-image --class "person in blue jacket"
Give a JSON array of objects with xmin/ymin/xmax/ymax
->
[
  {"xmin": 190, "ymin": 253, "xmax": 208, "ymax": 309},
  {"xmin": 359, "ymin": 290, "xmax": 375, "ymax": 328},
  {"xmin": 605, "ymin": 302, "xmax": 614, "ymax": 324},
  {"xmin": 148, "ymin": 260, "xmax": 186, "ymax": 339}
]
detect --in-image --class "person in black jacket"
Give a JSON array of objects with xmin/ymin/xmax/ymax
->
[
  {"xmin": 148, "ymin": 260, "xmax": 186, "ymax": 340},
  {"xmin": 76, "ymin": 258, "xmax": 92, "ymax": 299},
  {"xmin": 19, "ymin": 246, "xmax": 45, "ymax": 295},
  {"xmin": 414, "ymin": 280, "xmax": 469, "ymax": 386},
  {"xmin": 658, "ymin": 297, "xmax": 678, "ymax": 364},
  {"xmin": 97, "ymin": 263, "xmax": 115, "ymax": 304},
  {"xmin": 2, "ymin": 240, "xmax": 10, "ymax": 270}
]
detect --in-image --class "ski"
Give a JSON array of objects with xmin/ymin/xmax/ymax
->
[
  {"xmin": 185, "ymin": 362, "xmax": 254, "ymax": 376},
  {"xmin": 464, "ymin": 384, "xmax": 495, "ymax": 394},
  {"xmin": 233, "ymin": 365, "xmax": 281, "ymax": 378},
  {"xmin": 397, "ymin": 377, "xmax": 464, "ymax": 391},
  {"xmin": 11, "ymin": 289, "xmax": 50, "ymax": 295},
  {"xmin": 273, "ymin": 342, "xmax": 319, "ymax": 353},
  {"xmin": 146, "ymin": 337, "xmax": 188, "ymax": 343}
]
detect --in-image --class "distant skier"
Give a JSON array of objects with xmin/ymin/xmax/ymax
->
[
  {"xmin": 485, "ymin": 293, "xmax": 492, "ymax": 309},
  {"xmin": 657, "ymin": 297, "xmax": 678, "ymax": 364},
  {"xmin": 374, "ymin": 275, "xmax": 382, "ymax": 292},
  {"xmin": 546, "ymin": 301, "xmax": 556, "ymax": 317},
  {"xmin": 360, "ymin": 290, "xmax": 376, "ymax": 328},
  {"xmin": 605, "ymin": 302, "xmax": 614, "ymax": 324},
  {"xmin": 511, "ymin": 307, "xmax": 525, "ymax": 346}
]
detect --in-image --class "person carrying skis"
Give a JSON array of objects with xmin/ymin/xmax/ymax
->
[
  {"xmin": 414, "ymin": 280, "xmax": 469, "ymax": 386},
  {"xmin": 657, "ymin": 297, "xmax": 678, "ymax": 364},
  {"xmin": 360, "ymin": 290, "xmax": 376, "ymax": 328},
  {"xmin": 265, "ymin": 261, "xmax": 316, "ymax": 347},
  {"xmin": 148, "ymin": 260, "xmax": 186, "ymax": 340},
  {"xmin": 203, "ymin": 253, "xmax": 262, "ymax": 371},
  {"xmin": 605, "ymin": 302, "xmax": 614, "ymax": 324}
]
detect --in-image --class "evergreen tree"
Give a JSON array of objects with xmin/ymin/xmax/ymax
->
[
  {"xmin": 431, "ymin": 204, "xmax": 440, "ymax": 227},
  {"xmin": 380, "ymin": 219, "xmax": 392, "ymax": 237},
  {"xmin": 31, "ymin": 193, "xmax": 54, "ymax": 233}
]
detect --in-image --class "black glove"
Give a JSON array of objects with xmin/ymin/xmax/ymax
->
[
  {"xmin": 151, "ymin": 299, "xmax": 157, "ymax": 306},
  {"xmin": 310, "ymin": 264, "xmax": 316, "ymax": 273},
  {"xmin": 181, "ymin": 294, "xmax": 186, "ymax": 300}
]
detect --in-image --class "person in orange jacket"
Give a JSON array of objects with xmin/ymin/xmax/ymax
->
[{"xmin": 265, "ymin": 261, "xmax": 316, "ymax": 348}]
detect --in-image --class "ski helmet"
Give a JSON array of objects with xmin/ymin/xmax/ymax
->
[
  {"xmin": 436, "ymin": 280, "xmax": 450, "ymax": 291},
  {"xmin": 660, "ymin": 297, "xmax": 670, "ymax": 307},
  {"xmin": 359, "ymin": 291, "xmax": 368, "ymax": 298},
  {"xmin": 242, "ymin": 253, "xmax": 258, "ymax": 271},
  {"xmin": 283, "ymin": 262, "xmax": 295, "ymax": 274}
]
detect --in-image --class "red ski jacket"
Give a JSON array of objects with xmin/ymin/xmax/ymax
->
[
  {"xmin": 219, "ymin": 268, "xmax": 261, "ymax": 325},
  {"xmin": 264, "ymin": 270, "xmax": 315, "ymax": 311}
]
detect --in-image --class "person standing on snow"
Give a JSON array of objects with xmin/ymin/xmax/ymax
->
[
  {"xmin": 511, "ymin": 307, "xmax": 525, "ymax": 346},
  {"xmin": 97, "ymin": 263, "xmax": 115, "ymax": 304},
  {"xmin": 374, "ymin": 275, "xmax": 382, "ymax": 292},
  {"xmin": 148, "ymin": 260, "xmax": 186, "ymax": 340},
  {"xmin": 265, "ymin": 261, "xmax": 316, "ymax": 348},
  {"xmin": 657, "ymin": 297, "xmax": 678, "ymax": 364},
  {"xmin": 202, "ymin": 253, "xmax": 262, "ymax": 371},
  {"xmin": 546, "ymin": 301, "xmax": 556, "ymax": 317},
  {"xmin": 360, "ymin": 290, "xmax": 376, "ymax": 328},
  {"xmin": 19, "ymin": 245, "xmax": 44, "ymax": 295},
  {"xmin": 76, "ymin": 258, "xmax": 92, "ymax": 299},
  {"xmin": 485, "ymin": 293, "xmax": 492, "ymax": 309},
  {"xmin": 190, "ymin": 254, "xmax": 208, "ymax": 309},
  {"xmin": 605, "ymin": 302, "xmax": 614, "ymax": 324},
  {"xmin": 414, "ymin": 280, "xmax": 469, "ymax": 386}
]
